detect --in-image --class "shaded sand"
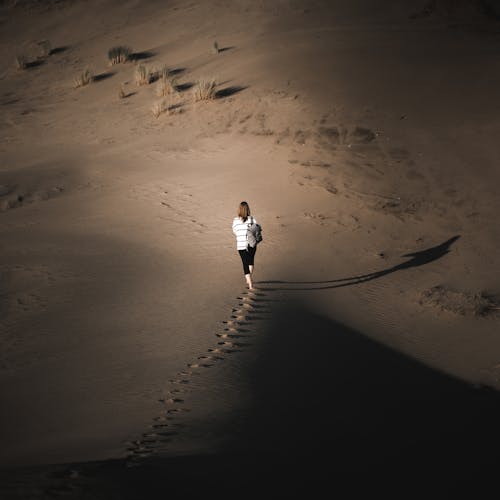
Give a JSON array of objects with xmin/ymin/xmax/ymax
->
[
  {"xmin": 1, "ymin": 0, "xmax": 500, "ymax": 497},
  {"xmin": 2, "ymin": 298, "xmax": 500, "ymax": 497}
]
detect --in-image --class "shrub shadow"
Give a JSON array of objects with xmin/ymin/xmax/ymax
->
[
  {"xmin": 175, "ymin": 82, "xmax": 194, "ymax": 92},
  {"xmin": 93, "ymin": 71, "xmax": 115, "ymax": 82},
  {"xmin": 50, "ymin": 46, "xmax": 69, "ymax": 55},
  {"xmin": 215, "ymin": 85, "xmax": 247, "ymax": 99},
  {"xmin": 169, "ymin": 67, "xmax": 186, "ymax": 76},
  {"xmin": 25, "ymin": 59, "xmax": 45, "ymax": 69},
  {"xmin": 131, "ymin": 50, "xmax": 156, "ymax": 61}
]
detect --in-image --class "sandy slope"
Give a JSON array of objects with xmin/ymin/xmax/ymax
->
[{"xmin": 1, "ymin": 0, "xmax": 500, "ymax": 496}]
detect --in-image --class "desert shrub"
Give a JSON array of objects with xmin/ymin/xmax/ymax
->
[
  {"xmin": 108, "ymin": 46, "xmax": 132, "ymax": 65},
  {"xmin": 211, "ymin": 41, "xmax": 219, "ymax": 54},
  {"xmin": 37, "ymin": 39, "xmax": 51, "ymax": 57},
  {"xmin": 135, "ymin": 64, "xmax": 151, "ymax": 86},
  {"xmin": 151, "ymin": 100, "xmax": 182, "ymax": 118},
  {"xmin": 118, "ymin": 84, "xmax": 127, "ymax": 99},
  {"xmin": 158, "ymin": 64, "xmax": 169, "ymax": 80},
  {"xmin": 15, "ymin": 55, "xmax": 27, "ymax": 70},
  {"xmin": 193, "ymin": 78, "xmax": 217, "ymax": 101},
  {"xmin": 74, "ymin": 67, "xmax": 93, "ymax": 88},
  {"xmin": 151, "ymin": 100, "xmax": 167, "ymax": 118},
  {"xmin": 156, "ymin": 70, "xmax": 177, "ymax": 97}
]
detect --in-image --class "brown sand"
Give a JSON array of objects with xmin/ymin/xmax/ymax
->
[{"xmin": 1, "ymin": 0, "xmax": 500, "ymax": 497}]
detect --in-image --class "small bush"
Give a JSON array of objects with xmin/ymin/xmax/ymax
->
[
  {"xmin": 108, "ymin": 46, "xmax": 132, "ymax": 65},
  {"xmin": 193, "ymin": 78, "xmax": 217, "ymax": 101},
  {"xmin": 15, "ymin": 55, "xmax": 27, "ymax": 70},
  {"xmin": 156, "ymin": 73, "xmax": 177, "ymax": 97},
  {"xmin": 159, "ymin": 64, "xmax": 170, "ymax": 80},
  {"xmin": 74, "ymin": 67, "xmax": 93, "ymax": 88},
  {"xmin": 151, "ymin": 100, "xmax": 167, "ymax": 118},
  {"xmin": 118, "ymin": 84, "xmax": 127, "ymax": 99},
  {"xmin": 151, "ymin": 100, "xmax": 182, "ymax": 118},
  {"xmin": 135, "ymin": 64, "xmax": 151, "ymax": 86},
  {"xmin": 211, "ymin": 41, "xmax": 219, "ymax": 54},
  {"xmin": 37, "ymin": 39, "xmax": 51, "ymax": 58}
]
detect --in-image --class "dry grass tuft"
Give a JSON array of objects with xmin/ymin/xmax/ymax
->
[
  {"xmin": 151, "ymin": 100, "xmax": 167, "ymax": 118},
  {"xmin": 156, "ymin": 68, "xmax": 178, "ymax": 97},
  {"xmin": 118, "ymin": 84, "xmax": 127, "ymax": 99},
  {"xmin": 193, "ymin": 78, "xmax": 217, "ymax": 101},
  {"xmin": 108, "ymin": 46, "xmax": 132, "ymax": 65},
  {"xmin": 15, "ymin": 55, "xmax": 27, "ymax": 70},
  {"xmin": 211, "ymin": 41, "xmax": 219, "ymax": 54},
  {"xmin": 151, "ymin": 100, "xmax": 183, "ymax": 118},
  {"xmin": 37, "ymin": 39, "xmax": 51, "ymax": 58},
  {"xmin": 135, "ymin": 64, "xmax": 152, "ymax": 86},
  {"xmin": 74, "ymin": 67, "xmax": 93, "ymax": 88}
]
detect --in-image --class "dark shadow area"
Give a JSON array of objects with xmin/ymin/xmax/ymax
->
[
  {"xmin": 92, "ymin": 71, "xmax": 115, "ymax": 82},
  {"xmin": 259, "ymin": 235, "xmax": 460, "ymax": 290},
  {"xmin": 120, "ymin": 91, "xmax": 137, "ymax": 99},
  {"xmin": 215, "ymin": 85, "xmax": 247, "ymax": 98},
  {"xmin": 218, "ymin": 46, "xmax": 235, "ymax": 52},
  {"xmin": 168, "ymin": 67, "xmax": 185, "ymax": 76},
  {"xmin": 175, "ymin": 82, "xmax": 194, "ymax": 92},
  {"xmin": 49, "ymin": 46, "xmax": 69, "ymax": 55},
  {"xmin": 3, "ymin": 299, "xmax": 500, "ymax": 498},
  {"xmin": 215, "ymin": 300, "xmax": 500, "ymax": 497},
  {"xmin": 131, "ymin": 50, "xmax": 156, "ymax": 61},
  {"xmin": 25, "ymin": 59, "xmax": 44, "ymax": 69}
]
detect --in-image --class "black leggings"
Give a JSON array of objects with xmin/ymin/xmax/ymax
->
[{"xmin": 238, "ymin": 246, "xmax": 257, "ymax": 275}]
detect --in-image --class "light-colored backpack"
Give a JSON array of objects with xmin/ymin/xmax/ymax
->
[{"xmin": 246, "ymin": 216, "xmax": 263, "ymax": 248}]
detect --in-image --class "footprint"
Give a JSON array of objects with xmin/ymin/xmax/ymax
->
[
  {"xmin": 230, "ymin": 314, "xmax": 247, "ymax": 320},
  {"xmin": 167, "ymin": 408, "xmax": 191, "ymax": 414},
  {"xmin": 217, "ymin": 332, "xmax": 246, "ymax": 339},
  {"xmin": 198, "ymin": 354, "xmax": 224, "ymax": 361},
  {"xmin": 165, "ymin": 398, "xmax": 184, "ymax": 404},
  {"xmin": 168, "ymin": 388, "xmax": 186, "ymax": 394},
  {"xmin": 223, "ymin": 320, "xmax": 247, "ymax": 326},
  {"xmin": 188, "ymin": 362, "xmax": 214, "ymax": 368},
  {"xmin": 169, "ymin": 379, "xmax": 190, "ymax": 385}
]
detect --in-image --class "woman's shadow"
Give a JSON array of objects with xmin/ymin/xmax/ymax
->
[{"xmin": 258, "ymin": 235, "xmax": 460, "ymax": 290}]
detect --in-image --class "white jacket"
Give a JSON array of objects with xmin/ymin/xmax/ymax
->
[{"xmin": 232, "ymin": 216, "xmax": 258, "ymax": 250}]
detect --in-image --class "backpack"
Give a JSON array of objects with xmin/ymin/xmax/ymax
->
[{"xmin": 246, "ymin": 217, "xmax": 263, "ymax": 248}]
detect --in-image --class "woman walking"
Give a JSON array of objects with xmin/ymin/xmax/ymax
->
[{"xmin": 232, "ymin": 201, "xmax": 259, "ymax": 290}]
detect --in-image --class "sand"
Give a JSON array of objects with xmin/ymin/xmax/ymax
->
[{"xmin": 1, "ymin": 0, "xmax": 500, "ymax": 497}]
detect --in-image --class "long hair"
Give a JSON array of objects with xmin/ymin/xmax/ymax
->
[{"xmin": 238, "ymin": 201, "xmax": 251, "ymax": 222}]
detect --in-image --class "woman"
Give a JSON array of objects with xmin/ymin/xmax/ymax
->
[{"xmin": 232, "ymin": 201, "xmax": 258, "ymax": 290}]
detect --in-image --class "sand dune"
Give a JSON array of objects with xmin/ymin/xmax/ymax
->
[{"xmin": 1, "ymin": 0, "xmax": 500, "ymax": 497}]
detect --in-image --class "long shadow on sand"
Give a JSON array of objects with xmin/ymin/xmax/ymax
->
[{"xmin": 258, "ymin": 235, "xmax": 460, "ymax": 290}]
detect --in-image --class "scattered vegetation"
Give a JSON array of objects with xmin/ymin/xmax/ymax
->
[
  {"xmin": 420, "ymin": 285, "xmax": 499, "ymax": 317},
  {"xmin": 118, "ymin": 84, "xmax": 127, "ymax": 99},
  {"xmin": 156, "ymin": 67, "xmax": 177, "ymax": 97},
  {"xmin": 15, "ymin": 55, "xmax": 27, "ymax": 70},
  {"xmin": 135, "ymin": 64, "xmax": 152, "ymax": 86},
  {"xmin": 151, "ymin": 100, "xmax": 183, "ymax": 119},
  {"xmin": 37, "ymin": 39, "xmax": 51, "ymax": 58},
  {"xmin": 74, "ymin": 67, "xmax": 93, "ymax": 88},
  {"xmin": 193, "ymin": 78, "xmax": 217, "ymax": 101},
  {"xmin": 211, "ymin": 41, "xmax": 219, "ymax": 54},
  {"xmin": 151, "ymin": 100, "xmax": 167, "ymax": 118},
  {"xmin": 108, "ymin": 46, "xmax": 132, "ymax": 65}
]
